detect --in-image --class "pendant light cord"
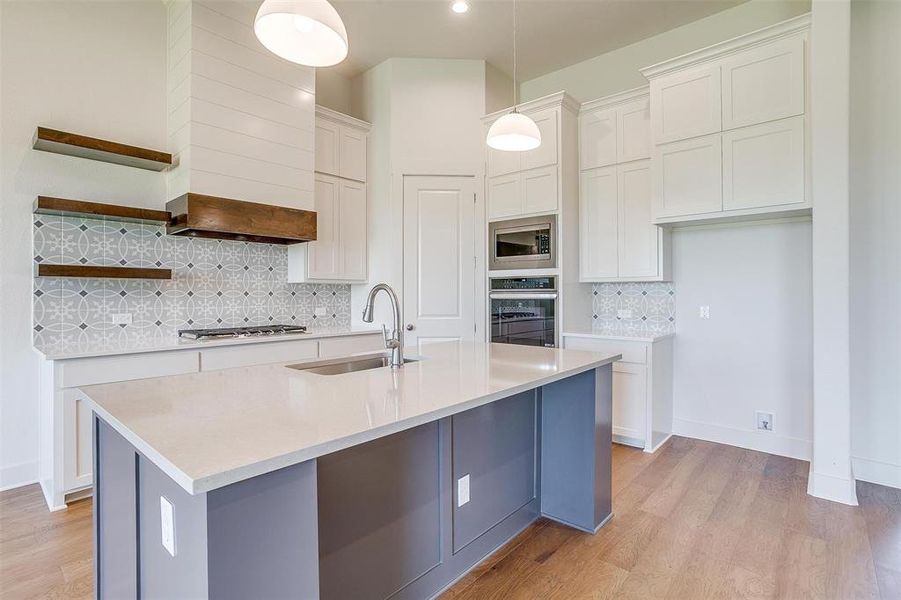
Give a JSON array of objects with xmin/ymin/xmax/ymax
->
[{"xmin": 512, "ymin": 0, "xmax": 518, "ymax": 110}]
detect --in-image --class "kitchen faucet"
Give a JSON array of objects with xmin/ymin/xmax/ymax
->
[{"xmin": 361, "ymin": 283, "xmax": 404, "ymax": 368}]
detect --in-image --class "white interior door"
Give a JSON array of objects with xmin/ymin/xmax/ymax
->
[{"xmin": 403, "ymin": 176, "xmax": 476, "ymax": 351}]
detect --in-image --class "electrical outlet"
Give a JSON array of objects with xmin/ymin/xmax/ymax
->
[
  {"xmin": 457, "ymin": 474, "xmax": 470, "ymax": 507},
  {"xmin": 617, "ymin": 309, "xmax": 633, "ymax": 320},
  {"xmin": 699, "ymin": 306, "xmax": 710, "ymax": 319},
  {"xmin": 314, "ymin": 306, "xmax": 330, "ymax": 317},
  {"xmin": 111, "ymin": 313, "xmax": 132, "ymax": 325},
  {"xmin": 160, "ymin": 496, "xmax": 176, "ymax": 557},
  {"xmin": 756, "ymin": 411, "xmax": 774, "ymax": 432}
]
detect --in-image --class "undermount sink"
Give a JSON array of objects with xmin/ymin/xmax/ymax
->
[{"xmin": 286, "ymin": 353, "xmax": 417, "ymax": 376}]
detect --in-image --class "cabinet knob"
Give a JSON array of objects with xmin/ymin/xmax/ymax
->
[{"xmin": 406, "ymin": 324, "xmax": 415, "ymax": 331}]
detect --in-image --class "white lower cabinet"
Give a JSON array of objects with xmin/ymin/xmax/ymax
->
[
  {"xmin": 39, "ymin": 332, "xmax": 382, "ymax": 510},
  {"xmin": 562, "ymin": 333, "xmax": 674, "ymax": 452}
]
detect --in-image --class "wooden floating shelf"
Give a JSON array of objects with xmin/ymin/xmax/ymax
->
[
  {"xmin": 36, "ymin": 264, "xmax": 172, "ymax": 280},
  {"xmin": 33, "ymin": 127, "xmax": 173, "ymax": 172},
  {"xmin": 34, "ymin": 196, "xmax": 171, "ymax": 225}
]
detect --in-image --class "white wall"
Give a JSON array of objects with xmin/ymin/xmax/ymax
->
[
  {"xmin": 849, "ymin": 0, "xmax": 901, "ymax": 489},
  {"xmin": 316, "ymin": 69, "xmax": 357, "ymax": 117},
  {"xmin": 671, "ymin": 220, "xmax": 814, "ymax": 460},
  {"xmin": 520, "ymin": 0, "xmax": 810, "ymax": 103},
  {"xmin": 0, "ymin": 1, "xmax": 168, "ymax": 490},
  {"xmin": 350, "ymin": 59, "xmax": 487, "ymax": 327}
]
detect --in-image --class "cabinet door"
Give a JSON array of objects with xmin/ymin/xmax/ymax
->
[
  {"xmin": 308, "ymin": 174, "xmax": 340, "ymax": 279},
  {"xmin": 652, "ymin": 133, "xmax": 723, "ymax": 219},
  {"xmin": 521, "ymin": 108, "xmax": 558, "ymax": 171},
  {"xmin": 723, "ymin": 116, "xmax": 805, "ymax": 211},
  {"xmin": 64, "ymin": 389, "xmax": 94, "ymax": 492},
  {"xmin": 617, "ymin": 97, "xmax": 651, "ymax": 163},
  {"xmin": 488, "ymin": 172, "xmax": 522, "ymax": 219},
  {"xmin": 487, "ymin": 139, "xmax": 521, "ymax": 178},
  {"xmin": 580, "ymin": 106, "xmax": 618, "ymax": 170},
  {"xmin": 338, "ymin": 126, "xmax": 367, "ymax": 182},
  {"xmin": 650, "ymin": 64, "xmax": 722, "ymax": 144},
  {"xmin": 721, "ymin": 36, "xmax": 805, "ymax": 130},
  {"xmin": 612, "ymin": 363, "xmax": 648, "ymax": 446},
  {"xmin": 522, "ymin": 165, "xmax": 558, "ymax": 215},
  {"xmin": 339, "ymin": 179, "xmax": 367, "ymax": 280},
  {"xmin": 579, "ymin": 166, "xmax": 618, "ymax": 280},
  {"xmin": 617, "ymin": 160, "xmax": 658, "ymax": 278},
  {"xmin": 315, "ymin": 120, "xmax": 340, "ymax": 176}
]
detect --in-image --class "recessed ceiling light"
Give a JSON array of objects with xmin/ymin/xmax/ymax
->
[{"xmin": 451, "ymin": 1, "xmax": 469, "ymax": 14}]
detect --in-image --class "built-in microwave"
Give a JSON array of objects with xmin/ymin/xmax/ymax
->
[{"xmin": 488, "ymin": 214, "xmax": 557, "ymax": 271}]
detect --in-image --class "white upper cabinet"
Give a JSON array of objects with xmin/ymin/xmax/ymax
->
[
  {"xmin": 616, "ymin": 97, "xmax": 651, "ymax": 163},
  {"xmin": 339, "ymin": 127, "xmax": 367, "ymax": 182},
  {"xmin": 579, "ymin": 88, "xmax": 669, "ymax": 282},
  {"xmin": 652, "ymin": 134, "xmax": 723, "ymax": 219},
  {"xmin": 522, "ymin": 108, "xmax": 558, "ymax": 171},
  {"xmin": 580, "ymin": 166, "xmax": 619, "ymax": 280},
  {"xmin": 721, "ymin": 37, "xmax": 805, "ymax": 130},
  {"xmin": 650, "ymin": 64, "xmax": 722, "ymax": 144},
  {"xmin": 314, "ymin": 106, "xmax": 368, "ymax": 182},
  {"xmin": 580, "ymin": 106, "xmax": 617, "ymax": 170},
  {"xmin": 289, "ymin": 106, "xmax": 370, "ymax": 282},
  {"xmin": 642, "ymin": 15, "xmax": 811, "ymax": 224},
  {"xmin": 484, "ymin": 93, "xmax": 576, "ymax": 221},
  {"xmin": 617, "ymin": 160, "xmax": 658, "ymax": 278},
  {"xmin": 723, "ymin": 116, "xmax": 805, "ymax": 210},
  {"xmin": 315, "ymin": 120, "xmax": 340, "ymax": 175}
]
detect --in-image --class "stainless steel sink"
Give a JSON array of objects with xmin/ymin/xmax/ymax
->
[{"xmin": 286, "ymin": 353, "xmax": 417, "ymax": 376}]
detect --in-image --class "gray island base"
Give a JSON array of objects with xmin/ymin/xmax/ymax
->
[{"xmin": 90, "ymin": 346, "xmax": 614, "ymax": 599}]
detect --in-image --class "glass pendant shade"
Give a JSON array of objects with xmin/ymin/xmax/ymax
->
[
  {"xmin": 486, "ymin": 112, "xmax": 542, "ymax": 151},
  {"xmin": 254, "ymin": 0, "xmax": 348, "ymax": 67}
]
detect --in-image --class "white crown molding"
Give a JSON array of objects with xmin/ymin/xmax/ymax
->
[
  {"xmin": 640, "ymin": 13, "xmax": 811, "ymax": 80},
  {"xmin": 481, "ymin": 90, "xmax": 580, "ymax": 123},
  {"xmin": 580, "ymin": 86, "xmax": 649, "ymax": 113},
  {"xmin": 315, "ymin": 105, "xmax": 372, "ymax": 132}
]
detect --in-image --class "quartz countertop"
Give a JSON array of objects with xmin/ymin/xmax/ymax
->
[
  {"xmin": 33, "ymin": 327, "xmax": 382, "ymax": 361},
  {"xmin": 81, "ymin": 342, "xmax": 620, "ymax": 495},
  {"xmin": 563, "ymin": 327, "xmax": 675, "ymax": 343}
]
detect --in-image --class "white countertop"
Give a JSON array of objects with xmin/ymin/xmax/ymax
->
[
  {"xmin": 81, "ymin": 342, "xmax": 620, "ymax": 495},
  {"xmin": 563, "ymin": 327, "xmax": 675, "ymax": 343},
  {"xmin": 33, "ymin": 327, "xmax": 382, "ymax": 361}
]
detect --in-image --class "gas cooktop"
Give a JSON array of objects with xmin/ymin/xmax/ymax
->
[{"xmin": 178, "ymin": 325, "xmax": 309, "ymax": 340}]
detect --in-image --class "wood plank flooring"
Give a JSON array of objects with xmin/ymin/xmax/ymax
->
[{"xmin": 1, "ymin": 437, "xmax": 898, "ymax": 599}]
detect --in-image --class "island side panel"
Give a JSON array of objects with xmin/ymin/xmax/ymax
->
[
  {"xmin": 137, "ymin": 454, "xmax": 209, "ymax": 599},
  {"xmin": 94, "ymin": 417, "xmax": 138, "ymax": 600},
  {"xmin": 539, "ymin": 365, "xmax": 613, "ymax": 532},
  {"xmin": 207, "ymin": 460, "xmax": 319, "ymax": 600}
]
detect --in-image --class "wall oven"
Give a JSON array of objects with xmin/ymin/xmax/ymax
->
[
  {"xmin": 489, "ymin": 276, "xmax": 558, "ymax": 348},
  {"xmin": 488, "ymin": 215, "xmax": 556, "ymax": 271}
]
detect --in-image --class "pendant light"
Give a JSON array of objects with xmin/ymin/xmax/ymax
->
[
  {"xmin": 486, "ymin": 0, "xmax": 540, "ymax": 152},
  {"xmin": 254, "ymin": 0, "xmax": 348, "ymax": 67}
]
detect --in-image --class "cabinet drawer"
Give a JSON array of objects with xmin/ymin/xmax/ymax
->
[
  {"xmin": 318, "ymin": 334, "xmax": 384, "ymax": 358},
  {"xmin": 58, "ymin": 351, "xmax": 199, "ymax": 388},
  {"xmin": 563, "ymin": 336, "xmax": 647, "ymax": 364},
  {"xmin": 200, "ymin": 339, "xmax": 318, "ymax": 371}
]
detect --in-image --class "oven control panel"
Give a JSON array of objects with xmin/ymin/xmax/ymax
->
[{"xmin": 489, "ymin": 276, "xmax": 556, "ymax": 291}]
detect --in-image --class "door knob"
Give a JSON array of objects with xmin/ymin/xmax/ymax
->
[{"xmin": 406, "ymin": 324, "xmax": 415, "ymax": 331}]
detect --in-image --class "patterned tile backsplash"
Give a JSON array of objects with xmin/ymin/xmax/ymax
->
[
  {"xmin": 591, "ymin": 282, "xmax": 675, "ymax": 334},
  {"xmin": 32, "ymin": 215, "xmax": 351, "ymax": 355}
]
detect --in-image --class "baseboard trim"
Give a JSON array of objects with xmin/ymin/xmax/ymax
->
[
  {"xmin": 807, "ymin": 467, "xmax": 859, "ymax": 505},
  {"xmin": 673, "ymin": 417, "xmax": 812, "ymax": 461},
  {"xmin": 853, "ymin": 456, "xmax": 901, "ymax": 490},
  {"xmin": 0, "ymin": 460, "xmax": 39, "ymax": 492}
]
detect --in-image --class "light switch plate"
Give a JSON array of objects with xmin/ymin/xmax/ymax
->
[
  {"xmin": 699, "ymin": 306, "xmax": 711, "ymax": 319},
  {"xmin": 314, "ymin": 306, "xmax": 330, "ymax": 317},
  {"xmin": 111, "ymin": 313, "xmax": 132, "ymax": 325},
  {"xmin": 457, "ymin": 474, "xmax": 470, "ymax": 507},
  {"xmin": 160, "ymin": 496, "xmax": 176, "ymax": 557},
  {"xmin": 617, "ymin": 309, "xmax": 633, "ymax": 320}
]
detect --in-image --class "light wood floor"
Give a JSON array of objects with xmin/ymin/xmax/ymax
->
[{"xmin": 1, "ymin": 438, "xmax": 899, "ymax": 599}]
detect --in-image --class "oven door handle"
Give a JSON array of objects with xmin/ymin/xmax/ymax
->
[{"xmin": 489, "ymin": 292, "xmax": 558, "ymax": 300}]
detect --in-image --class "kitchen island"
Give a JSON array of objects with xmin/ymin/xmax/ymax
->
[{"xmin": 82, "ymin": 341, "xmax": 619, "ymax": 599}]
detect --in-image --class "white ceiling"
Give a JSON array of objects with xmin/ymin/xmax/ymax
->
[{"xmin": 326, "ymin": 0, "xmax": 749, "ymax": 80}]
